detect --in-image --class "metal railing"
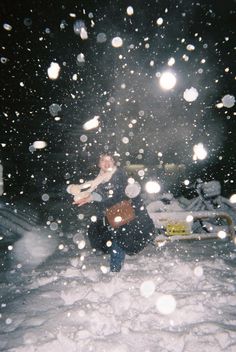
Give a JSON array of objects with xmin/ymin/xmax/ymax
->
[{"xmin": 154, "ymin": 211, "xmax": 236, "ymax": 244}]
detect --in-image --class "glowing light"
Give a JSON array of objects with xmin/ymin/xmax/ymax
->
[
  {"xmin": 72, "ymin": 233, "xmax": 82, "ymax": 244},
  {"xmin": 217, "ymin": 230, "xmax": 227, "ymax": 239},
  {"xmin": 186, "ymin": 44, "xmax": 195, "ymax": 51},
  {"xmin": 5, "ymin": 318, "xmax": 12, "ymax": 325},
  {"xmin": 106, "ymin": 240, "xmax": 112, "ymax": 247},
  {"xmin": 193, "ymin": 143, "xmax": 207, "ymax": 160},
  {"xmin": 3, "ymin": 23, "xmax": 12, "ymax": 31},
  {"xmin": 216, "ymin": 102, "xmax": 223, "ymax": 108},
  {"xmin": 140, "ymin": 281, "xmax": 156, "ymax": 298},
  {"xmin": 194, "ymin": 266, "xmax": 203, "ymax": 277},
  {"xmin": 156, "ymin": 294, "xmax": 176, "ymax": 315},
  {"xmin": 33, "ymin": 141, "xmax": 47, "ymax": 149},
  {"xmin": 47, "ymin": 62, "xmax": 61, "ymax": 80},
  {"xmin": 50, "ymin": 222, "xmax": 58, "ymax": 231},
  {"xmin": 114, "ymin": 216, "xmax": 122, "ymax": 223},
  {"xmin": 122, "ymin": 137, "xmax": 129, "ymax": 144},
  {"xmin": 182, "ymin": 54, "xmax": 189, "ymax": 61},
  {"xmin": 125, "ymin": 182, "xmax": 141, "ymax": 198},
  {"xmin": 168, "ymin": 57, "xmax": 175, "ymax": 66},
  {"xmin": 83, "ymin": 116, "xmax": 99, "ymax": 130},
  {"xmin": 183, "ymin": 87, "xmax": 199, "ymax": 102},
  {"xmin": 138, "ymin": 169, "xmax": 145, "ymax": 177},
  {"xmin": 128, "ymin": 178, "xmax": 135, "ymax": 184},
  {"xmin": 127, "ymin": 6, "xmax": 134, "ymax": 15},
  {"xmin": 80, "ymin": 27, "xmax": 88, "ymax": 40},
  {"xmin": 100, "ymin": 265, "xmax": 109, "ymax": 274},
  {"xmin": 186, "ymin": 215, "xmax": 193, "ymax": 223},
  {"xmin": 111, "ymin": 36, "xmax": 123, "ymax": 48},
  {"xmin": 91, "ymin": 216, "xmax": 97, "ymax": 222},
  {"xmin": 60, "ymin": 20, "xmax": 67, "ymax": 30},
  {"xmin": 78, "ymin": 240, "xmax": 86, "ymax": 249},
  {"xmin": 156, "ymin": 17, "xmax": 163, "ymax": 26},
  {"xmin": 159, "ymin": 71, "xmax": 176, "ymax": 90},
  {"xmin": 221, "ymin": 94, "xmax": 235, "ymax": 108},
  {"xmin": 77, "ymin": 53, "xmax": 85, "ymax": 63},
  {"xmin": 229, "ymin": 194, "xmax": 236, "ymax": 203},
  {"xmin": 42, "ymin": 194, "xmax": 49, "ymax": 201},
  {"xmin": 184, "ymin": 179, "xmax": 190, "ymax": 186},
  {"xmin": 73, "ymin": 20, "xmax": 88, "ymax": 40},
  {"xmin": 1, "ymin": 57, "xmax": 8, "ymax": 64},
  {"xmin": 139, "ymin": 110, "xmax": 145, "ymax": 117},
  {"xmin": 145, "ymin": 181, "xmax": 161, "ymax": 194},
  {"xmin": 80, "ymin": 135, "xmax": 88, "ymax": 142},
  {"xmin": 49, "ymin": 103, "xmax": 61, "ymax": 116}
]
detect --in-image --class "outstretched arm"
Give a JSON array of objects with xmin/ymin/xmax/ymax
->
[{"xmin": 73, "ymin": 194, "xmax": 92, "ymax": 206}]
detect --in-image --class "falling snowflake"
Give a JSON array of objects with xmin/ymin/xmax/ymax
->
[
  {"xmin": 221, "ymin": 94, "xmax": 235, "ymax": 108},
  {"xmin": 183, "ymin": 87, "xmax": 199, "ymax": 102},
  {"xmin": 111, "ymin": 37, "xmax": 123, "ymax": 48}
]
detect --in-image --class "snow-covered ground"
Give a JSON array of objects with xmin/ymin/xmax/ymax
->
[{"xmin": 0, "ymin": 231, "xmax": 236, "ymax": 352}]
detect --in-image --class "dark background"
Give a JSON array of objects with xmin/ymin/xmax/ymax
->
[{"xmin": 0, "ymin": 0, "xmax": 235, "ymax": 206}]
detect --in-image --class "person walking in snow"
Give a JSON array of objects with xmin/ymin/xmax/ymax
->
[{"xmin": 69, "ymin": 153, "xmax": 155, "ymax": 272}]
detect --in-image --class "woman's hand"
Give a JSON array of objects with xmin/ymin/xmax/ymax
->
[{"xmin": 73, "ymin": 194, "xmax": 92, "ymax": 206}]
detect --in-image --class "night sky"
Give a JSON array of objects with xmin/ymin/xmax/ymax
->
[{"xmin": 0, "ymin": 0, "xmax": 235, "ymax": 201}]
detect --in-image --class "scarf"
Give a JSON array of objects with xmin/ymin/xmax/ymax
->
[{"xmin": 67, "ymin": 166, "xmax": 117, "ymax": 201}]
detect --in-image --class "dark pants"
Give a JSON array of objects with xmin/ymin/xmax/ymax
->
[
  {"xmin": 87, "ymin": 219, "xmax": 112, "ymax": 253},
  {"xmin": 87, "ymin": 220, "xmax": 125, "ymax": 271}
]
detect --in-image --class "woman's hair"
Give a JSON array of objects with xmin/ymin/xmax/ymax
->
[{"xmin": 99, "ymin": 153, "xmax": 119, "ymax": 164}]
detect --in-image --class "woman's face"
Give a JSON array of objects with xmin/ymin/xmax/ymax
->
[{"xmin": 99, "ymin": 155, "xmax": 115, "ymax": 172}]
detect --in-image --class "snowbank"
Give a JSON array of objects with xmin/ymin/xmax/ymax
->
[{"xmin": 0, "ymin": 237, "xmax": 236, "ymax": 352}]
